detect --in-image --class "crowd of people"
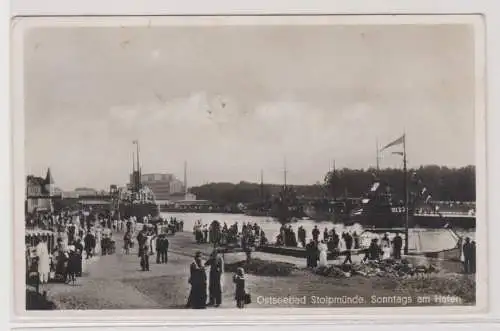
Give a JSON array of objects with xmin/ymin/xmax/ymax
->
[
  {"xmin": 278, "ymin": 224, "xmax": 363, "ymax": 254},
  {"xmin": 133, "ymin": 223, "xmax": 172, "ymax": 271},
  {"xmin": 25, "ymin": 208, "xmax": 185, "ymax": 288},
  {"xmin": 193, "ymin": 220, "xmax": 268, "ymax": 250}
]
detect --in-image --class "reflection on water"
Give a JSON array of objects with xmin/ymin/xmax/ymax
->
[{"xmin": 161, "ymin": 212, "xmax": 475, "ymax": 247}]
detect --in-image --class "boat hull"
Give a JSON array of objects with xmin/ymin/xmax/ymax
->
[
  {"xmin": 118, "ymin": 202, "xmax": 159, "ymax": 220},
  {"xmin": 348, "ymin": 212, "xmax": 475, "ymax": 230}
]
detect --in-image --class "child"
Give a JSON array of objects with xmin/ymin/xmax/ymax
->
[
  {"xmin": 233, "ymin": 267, "xmax": 246, "ymax": 308},
  {"xmin": 66, "ymin": 246, "xmax": 79, "ymax": 285}
]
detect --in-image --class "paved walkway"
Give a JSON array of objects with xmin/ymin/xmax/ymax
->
[
  {"xmin": 44, "ymin": 231, "xmax": 253, "ymax": 309},
  {"xmin": 41, "ymin": 231, "xmax": 467, "ymax": 309}
]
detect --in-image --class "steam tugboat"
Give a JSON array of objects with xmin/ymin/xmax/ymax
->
[
  {"xmin": 348, "ymin": 134, "xmax": 475, "ymax": 230},
  {"xmin": 110, "ymin": 140, "xmax": 160, "ymax": 220},
  {"xmin": 347, "ymin": 178, "xmax": 476, "ymax": 230}
]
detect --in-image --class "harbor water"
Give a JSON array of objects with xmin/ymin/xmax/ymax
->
[{"xmin": 161, "ymin": 212, "xmax": 475, "ymax": 249}]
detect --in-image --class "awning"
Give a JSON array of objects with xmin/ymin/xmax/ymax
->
[{"xmin": 25, "ymin": 229, "xmax": 55, "ymax": 237}]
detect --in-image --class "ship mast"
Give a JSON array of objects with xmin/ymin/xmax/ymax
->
[
  {"xmin": 132, "ymin": 140, "xmax": 141, "ymax": 192},
  {"xmin": 136, "ymin": 141, "xmax": 141, "ymax": 184},
  {"xmin": 403, "ymin": 133, "xmax": 409, "ymax": 254},
  {"xmin": 132, "ymin": 151, "xmax": 136, "ymax": 173},
  {"xmin": 184, "ymin": 161, "xmax": 188, "ymax": 199},
  {"xmin": 376, "ymin": 138, "xmax": 380, "ymax": 173},
  {"xmin": 260, "ymin": 169, "xmax": 264, "ymax": 201},
  {"xmin": 283, "ymin": 157, "xmax": 288, "ymax": 188}
]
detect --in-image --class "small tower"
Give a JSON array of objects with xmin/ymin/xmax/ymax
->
[
  {"xmin": 44, "ymin": 168, "xmax": 55, "ymax": 196},
  {"xmin": 44, "ymin": 168, "xmax": 55, "ymax": 212}
]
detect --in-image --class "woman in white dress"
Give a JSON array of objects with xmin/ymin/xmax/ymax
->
[
  {"xmin": 35, "ymin": 237, "xmax": 51, "ymax": 285},
  {"xmin": 94, "ymin": 228, "xmax": 102, "ymax": 255},
  {"xmin": 381, "ymin": 233, "xmax": 392, "ymax": 260},
  {"xmin": 318, "ymin": 241, "xmax": 328, "ymax": 267}
]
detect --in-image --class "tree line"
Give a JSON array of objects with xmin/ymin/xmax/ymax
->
[{"xmin": 189, "ymin": 165, "xmax": 475, "ymax": 205}]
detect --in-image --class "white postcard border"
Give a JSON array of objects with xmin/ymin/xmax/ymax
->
[{"xmin": 10, "ymin": 14, "xmax": 488, "ymax": 324}]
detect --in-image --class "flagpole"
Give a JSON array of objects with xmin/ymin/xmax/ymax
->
[
  {"xmin": 284, "ymin": 157, "xmax": 288, "ymax": 188},
  {"xmin": 403, "ymin": 133, "xmax": 409, "ymax": 255}
]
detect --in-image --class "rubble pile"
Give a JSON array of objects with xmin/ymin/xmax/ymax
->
[{"xmin": 314, "ymin": 259, "xmax": 440, "ymax": 279}]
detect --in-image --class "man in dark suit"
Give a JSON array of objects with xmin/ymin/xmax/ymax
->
[{"xmin": 205, "ymin": 250, "xmax": 224, "ymax": 307}]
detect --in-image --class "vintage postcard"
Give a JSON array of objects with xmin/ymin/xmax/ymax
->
[{"xmin": 11, "ymin": 15, "xmax": 486, "ymax": 321}]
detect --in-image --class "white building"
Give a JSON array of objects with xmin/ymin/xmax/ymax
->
[{"xmin": 130, "ymin": 172, "xmax": 186, "ymax": 200}]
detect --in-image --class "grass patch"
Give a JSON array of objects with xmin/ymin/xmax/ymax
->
[
  {"xmin": 395, "ymin": 274, "xmax": 476, "ymax": 304},
  {"xmin": 225, "ymin": 258, "xmax": 296, "ymax": 277}
]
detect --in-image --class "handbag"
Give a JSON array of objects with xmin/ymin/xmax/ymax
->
[{"xmin": 244, "ymin": 292, "xmax": 251, "ymax": 304}]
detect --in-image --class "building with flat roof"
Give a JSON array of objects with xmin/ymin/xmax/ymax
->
[{"xmin": 130, "ymin": 172, "xmax": 186, "ymax": 201}]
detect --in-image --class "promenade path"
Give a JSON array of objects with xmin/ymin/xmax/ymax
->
[
  {"xmin": 42, "ymin": 231, "xmax": 468, "ymax": 309},
  {"xmin": 44, "ymin": 231, "xmax": 290, "ymax": 309}
]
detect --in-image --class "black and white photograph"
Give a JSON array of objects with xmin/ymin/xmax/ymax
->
[{"xmin": 13, "ymin": 15, "xmax": 486, "ymax": 314}]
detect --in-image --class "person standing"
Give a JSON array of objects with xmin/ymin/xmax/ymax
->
[
  {"xmin": 74, "ymin": 238, "xmax": 84, "ymax": 277},
  {"xmin": 363, "ymin": 238, "xmax": 382, "ymax": 262},
  {"xmin": 312, "ymin": 226, "xmax": 320, "ymax": 242},
  {"xmin": 137, "ymin": 226, "xmax": 148, "ymax": 258},
  {"xmin": 318, "ymin": 241, "xmax": 328, "ymax": 267},
  {"xmin": 160, "ymin": 234, "xmax": 169, "ymax": 264},
  {"xmin": 203, "ymin": 225, "xmax": 209, "ymax": 243},
  {"xmin": 156, "ymin": 235, "xmax": 163, "ymax": 264},
  {"xmin": 140, "ymin": 244, "xmax": 150, "ymax": 271},
  {"xmin": 353, "ymin": 231, "xmax": 360, "ymax": 249},
  {"xmin": 471, "ymin": 240, "xmax": 476, "ymax": 274},
  {"xmin": 205, "ymin": 250, "xmax": 224, "ymax": 307},
  {"xmin": 233, "ymin": 267, "xmax": 246, "ymax": 308},
  {"xmin": 35, "ymin": 237, "xmax": 50, "ymax": 288},
  {"xmin": 392, "ymin": 233, "xmax": 403, "ymax": 259},
  {"xmin": 123, "ymin": 230, "xmax": 132, "ymax": 255},
  {"xmin": 66, "ymin": 246, "xmax": 79, "ymax": 285},
  {"xmin": 298, "ymin": 226, "xmax": 306, "ymax": 248},
  {"xmin": 323, "ymin": 227, "xmax": 329, "ymax": 242},
  {"xmin": 462, "ymin": 237, "xmax": 473, "ymax": 274},
  {"xmin": 343, "ymin": 232, "xmax": 353, "ymax": 265},
  {"xmin": 305, "ymin": 239, "xmax": 314, "ymax": 268},
  {"xmin": 381, "ymin": 232, "xmax": 391, "ymax": 260},
  {"xmin": 186, "ymin": 251, "xmax": 207, "ymax": 309}
]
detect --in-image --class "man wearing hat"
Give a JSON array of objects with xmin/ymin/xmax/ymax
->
[{"xmin": 205, "ymin": 249, "xmax": 224, "ymax": 307}]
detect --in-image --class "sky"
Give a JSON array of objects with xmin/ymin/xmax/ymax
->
[{"xmin": 24, "ymin": 23, "xmax": 476, "ymax": 190}]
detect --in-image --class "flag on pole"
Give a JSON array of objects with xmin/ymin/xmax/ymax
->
[
  {"xmin": 380, "ymin": 134, "xmax": 405, "ymax": 151},
  {"xmin": 132, "ymin": 140, "xmax": 138, "ymax": 144},
  {"xmin": 392, "ymin": 151, "xmax": 404, "ymax": 156}
]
